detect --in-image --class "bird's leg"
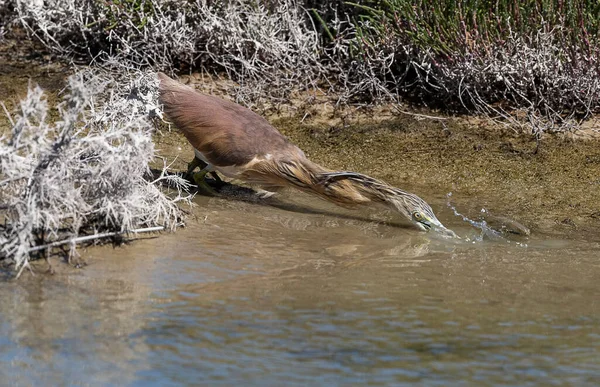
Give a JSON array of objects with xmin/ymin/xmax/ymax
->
[
  {"xmin": 192, "ymin": 165, "xmax": 219, "ymax": 195},
  {"xmin": 186, "ymin": 156, "xmax": 204, "ymax": 177},
  {"xmin": 187, "ymin": 156, "xmax": 224, "ymax": 187}
]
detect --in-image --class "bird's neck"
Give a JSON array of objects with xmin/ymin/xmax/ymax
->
[
  {"xmin": 244, "ymin": 156, "xmax": 399, "ymax": 208},
  {"xmin": 279, "ymin": 159, "xmax": 381, "ymax": 207}
]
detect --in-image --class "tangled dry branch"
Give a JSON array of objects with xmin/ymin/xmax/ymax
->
[{"xmin": 0, "ymin": 69, "xmax": 192, "ymax": 274}]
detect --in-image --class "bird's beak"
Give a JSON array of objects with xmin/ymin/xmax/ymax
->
[{"xmin": 418, "ymin": 217, "xmax": 459, "ymax": 239}]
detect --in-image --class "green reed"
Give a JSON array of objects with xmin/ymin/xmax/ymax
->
[{"xmin": 344, "ymin": 0, "xmax": 600, "ymax": 59}]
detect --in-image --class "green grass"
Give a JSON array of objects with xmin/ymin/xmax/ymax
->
[{"xmin": 316, "ymin": 0, "xmax": 600, "ymax": 58}]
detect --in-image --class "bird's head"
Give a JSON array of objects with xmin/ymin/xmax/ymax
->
[{"xmin": 390, "ymin": 193, "xmax": 458, "ymax": 238}]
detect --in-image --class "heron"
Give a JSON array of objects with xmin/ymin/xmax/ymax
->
[{"xmin": 157, "ymin": 72, "xmax": 456, "ymax": 237}]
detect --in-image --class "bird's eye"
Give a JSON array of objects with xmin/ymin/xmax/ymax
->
[{"xmin": 413, "ymin": 212, "xmax": 422, "ymax": 220}]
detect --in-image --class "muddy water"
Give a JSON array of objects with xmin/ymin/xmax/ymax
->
[{"xmin": 1, "ymin": 189, "xmax": 600, "ymax": 385}]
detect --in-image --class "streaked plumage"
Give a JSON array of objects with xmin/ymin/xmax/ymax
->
[{"xmin": 157, "ymin": 72, "xmax": 455, "ymax": 236}]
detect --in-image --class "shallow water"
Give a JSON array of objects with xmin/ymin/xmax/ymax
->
[{"xmin": 1, "ymin": 190, "xmax": 599, "ymax": 386}]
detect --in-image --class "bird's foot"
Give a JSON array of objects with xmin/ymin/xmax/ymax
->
[
  {"xmin": 186, "ymin": 157, "xmax": 205, "ymax": 179},
  {"xmin": 186, "ymin": 157, "xmax": 225, "ymax": 189},
  {"xmin": 192, "ymin": 170, "xmax": 219, "ymax": 196}
]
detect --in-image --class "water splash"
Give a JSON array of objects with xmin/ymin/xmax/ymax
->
[{"xmin": 446, "ymin": 192, "xmax": 504, "ymax": 243}]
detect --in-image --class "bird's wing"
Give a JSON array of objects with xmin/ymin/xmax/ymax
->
[{"xmin": 157, "ymin": 72, "xmax": 303, "ymax": 167}]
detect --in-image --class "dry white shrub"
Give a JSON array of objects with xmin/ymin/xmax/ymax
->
[
  {"xmin": 0, "ymin": 69, "xmax": 191, "ymax": 275},
  {"xmin": 192, "ymin": 0, "xmax": 326, "ymax": 104},
  {"xmin": 446, "ymin": 31, "xmax": 600, "ymax": 134},
  {"xmin": 13, "ymin": 0, "xmax": 326, "ymax": 101},
  {"xmin": 345, "ymin": 26, "xmax": 600, "ymax": 133}
]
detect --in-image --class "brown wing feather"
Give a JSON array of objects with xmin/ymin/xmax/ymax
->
[{"xmin": 157, "ymin": 72, "xmax": 304, "ymax": 167}]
